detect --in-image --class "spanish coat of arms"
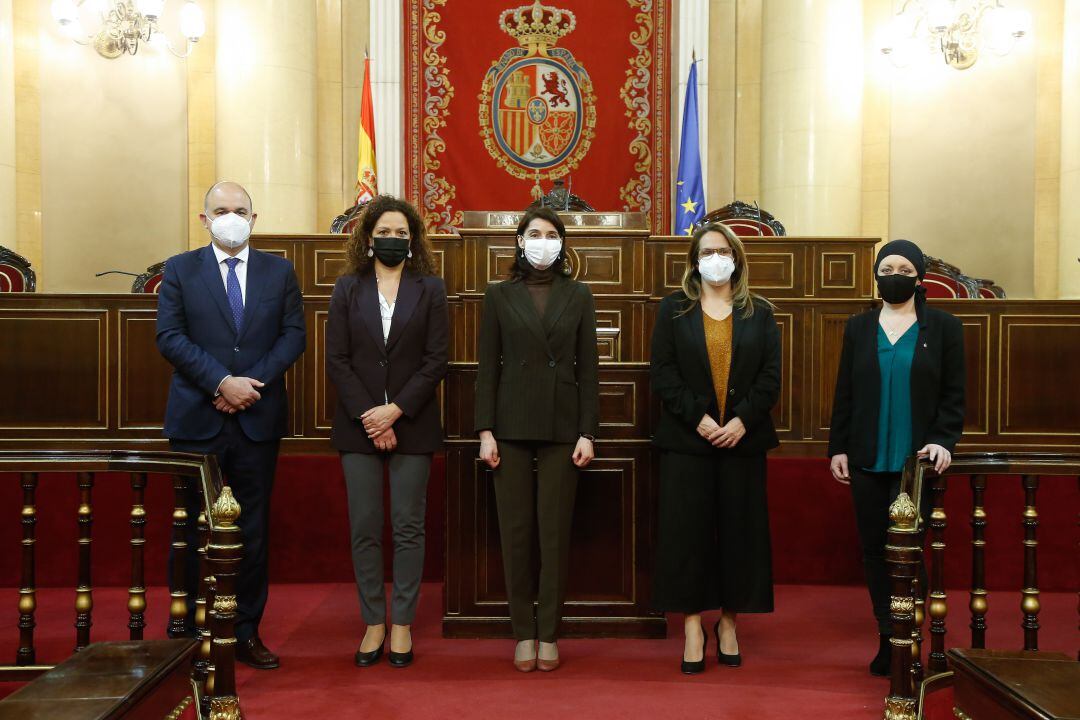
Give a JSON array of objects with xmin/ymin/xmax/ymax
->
[{"xmin": 478, "ymin": 1, "xmax": 597, "ymax": 198}]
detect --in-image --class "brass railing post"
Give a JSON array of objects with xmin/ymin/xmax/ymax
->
[
  {"xmin": 1020, "ymin": 474, "xmax": 1040, "ymax": 650},
  {"xmin": 969, "ymin": 474, "xmax": 988, "ymax": 648},
  {"xmin": 169, "ymin": 474, "xmax": 191, "ymax": 638},
  {"xmin": 128, "ymin": 472, "xmax": 147, "ymax": 640},
  {"xmin": 74, "ymin": 471, "xmax": 94, "ymax": 651},
  {"xmin": 206, "ymin": 486, "xmax": 243, "ymax": 720},
  {"xmin": 18, "ymin": 472, "xmax": 38, "ymax": 666},
  {"xmin": 927, "ymin": 474, "xmax": 948, "ymax": 674},
  {"xmin": 884, "ymin": 462, "xmax": 921, "ymax": 720}
]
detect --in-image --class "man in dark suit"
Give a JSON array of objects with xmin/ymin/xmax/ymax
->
[{"xmin": 156, "ymin": 181, "xmax": 306, "ymax": 669}]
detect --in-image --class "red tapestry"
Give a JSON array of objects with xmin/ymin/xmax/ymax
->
[{"xmin": 404, "ymin": 0, "xmax": 671, "ymax": 232}]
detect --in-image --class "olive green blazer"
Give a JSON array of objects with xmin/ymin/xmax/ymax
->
[{"xmin": 474, "ymin": 274, "xmax": 599, "ymax": 443}]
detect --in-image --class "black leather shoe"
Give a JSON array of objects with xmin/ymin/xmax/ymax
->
[
  {"xmin": 870, "ymin": 634, "xmax": 892, "ymax": 676},
  {"xmin": 680, "ymin": 628, "xmax": 707, "ymax": 675},
  {"xmin": 354, "ymin": 643, "xmax": 384, "ymax": 667},
  {"xmin": 714, "ymin": 619, "xmax": 742, "ymax": 667},
  {"xmin": 388, "ymin": 648, "xmax": 413, "ymax": 668},
  {"xmin": 236, "ymin": 637, "xmax": 280, "ymax": 670}
]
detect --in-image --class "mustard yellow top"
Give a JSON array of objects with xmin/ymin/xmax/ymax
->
[{"xmin": 703, "ymin": 312, "xmax": 734, "ymax": 419}]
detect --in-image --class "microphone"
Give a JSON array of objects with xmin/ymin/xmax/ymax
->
[
  {"xmin": 95, "ymin": 270, "xmax": 140, "ymax": 278},
  {"xmin": 753, "ymin": 201, "xmax": 763, "ymax": 237}
]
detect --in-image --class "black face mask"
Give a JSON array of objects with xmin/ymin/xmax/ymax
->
[
  {"xmin": 877, "ymin": 274, "xmax": 918, "ymax": 304},
  {"xmin": 372, "ymin": 238, "xmax": 410, "ymax": 267}
]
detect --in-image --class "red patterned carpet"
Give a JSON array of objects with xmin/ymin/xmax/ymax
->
[{"xmin": 2, "ymin": 583, "xmax": 1075, "ymax": 719}]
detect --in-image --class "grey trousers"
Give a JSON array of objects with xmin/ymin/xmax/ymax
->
[{"xmin": 341, "ymin": 452, "xmax": 431, "ymax": 626}]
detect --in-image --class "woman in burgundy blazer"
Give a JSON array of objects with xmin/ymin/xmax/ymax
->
[{"xmin": 325, "ymin": 196, "xmax": 449, "ymax": 669}]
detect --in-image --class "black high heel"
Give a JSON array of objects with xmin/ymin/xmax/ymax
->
[
  {"xmin": 354, "ymin": 625, "xmax": 386, "ymax": 667},
  {"xmin": 713, "ymin": 619, "xmax": 742, "ymax": 667},
  {"xmin": 680, "ymin": 626, "xmax": 708, "ymax": 675}
]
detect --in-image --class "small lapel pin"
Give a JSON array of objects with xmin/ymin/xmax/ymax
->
[{"xmin": 923, "ymin": 342, "xmax": 928, "ymax": 348}]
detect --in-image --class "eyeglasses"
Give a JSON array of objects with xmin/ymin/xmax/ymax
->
[{"xmin": 698, "ymin": 248, "xmax": 734, "ymax": 258}]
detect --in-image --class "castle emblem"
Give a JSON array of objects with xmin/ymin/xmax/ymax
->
[{"xmin": 478, "ymin": 1, "xmax": 597, "ymax": 197}]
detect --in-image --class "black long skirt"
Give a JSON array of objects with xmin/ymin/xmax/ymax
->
[{"xmin": 651, "ymin": 450, "xmax": 774, "ymax": 614}]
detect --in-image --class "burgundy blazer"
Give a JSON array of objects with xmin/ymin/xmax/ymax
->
[{"xmin": 325, "ymin": 270, "xmax": 449, "ymax": 454}]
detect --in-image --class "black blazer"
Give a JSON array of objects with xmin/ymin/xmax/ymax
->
[
  {"xmin": 325, "ymin": 271, "xmax": 449, "ymax": 454},
  {"xmin": 650, "ymin": 292, "xmax": 781, "ymax": 456},
  {"xmin": 157, "ymin": 245, "xmax": 306, "ymax": 442},
  {"xmin": 827, "ymin": 302, "xmax": 965, "ymax": 468},
  {"xmin": 474, "ymin": 274, "xmax": 599, "ymax": 443}
]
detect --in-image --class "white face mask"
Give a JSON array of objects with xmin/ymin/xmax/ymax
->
[
  {"xmin": 210, "ymin": 212, "xmax": 252, "ymax": 249},
  {"xmin": 698, "ymin": 254, "xmax": 736, "ymax": 286},
  {"xmin": 522, "ymin": 237, "xmax": 562, "ymax": 270}
]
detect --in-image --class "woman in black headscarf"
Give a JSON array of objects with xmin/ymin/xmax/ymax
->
[{"xmin": 827, "ymin": 239, "xmax": 965, "ymax": 677}]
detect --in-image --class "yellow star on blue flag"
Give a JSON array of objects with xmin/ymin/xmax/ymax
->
[{"xmin": 674, "ymin": 59, "xmax": 705, "ymax": 234}]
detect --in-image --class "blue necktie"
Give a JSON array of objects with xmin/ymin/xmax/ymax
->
[{"xmin": 224, "ymin": 257, "xmax": 244, "ymax": 333}]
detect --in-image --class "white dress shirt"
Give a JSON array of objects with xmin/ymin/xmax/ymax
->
[
  {"xmin": 378, "ymin": 290, "xmax": 395, "ymax": 403},
  {"xmin": 212, "ymin": 242, "xmax": 249, "ymax": 303}
]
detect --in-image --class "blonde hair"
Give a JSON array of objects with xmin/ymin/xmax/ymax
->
[{"xmin": 678, "ymin": 222, "xmax": 773, "ymax": 317}]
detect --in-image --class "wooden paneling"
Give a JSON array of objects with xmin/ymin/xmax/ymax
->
[
  {"xmin": 118, "ymin": 310, "xmax": 171, "ymax": 429},
  {"xmin": 999, "ymin": 314, "xmax": 1080, "ymax": 437},
  {"xmin": 0, "ymin": 308, "xmax": 107, "ymax": 429}
]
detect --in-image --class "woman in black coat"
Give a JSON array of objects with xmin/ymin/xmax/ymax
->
[
  {"xmin": 650, "ymin": 222, "xmax": 781, "ymax": 674},
  {"xmin": 326, "ymin": 195, "xmax": 449, "ymax": 669},
  {"xmin": 828, "ymin": 238, "xmax": 965, "ymax": 677}
]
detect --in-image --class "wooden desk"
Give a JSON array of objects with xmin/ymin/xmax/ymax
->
[{"xmin": 950, "ymin": 648, "xmax": 1080, "ymax": 720}]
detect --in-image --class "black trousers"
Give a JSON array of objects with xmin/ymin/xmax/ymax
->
[
  {"xmin": 169, "ymin": 415, "xmax": 280, "ymax": 642},
  {"xmin": 850, "ymin": 468, "xmax": 928, "ymax": 635},
  {"xmin": 652, "ymin": 451, "xmax": 774, "ymax": 614},
  {"xmin": 494, "ymin": 440, "xmax": 578, "ymax": 642}
]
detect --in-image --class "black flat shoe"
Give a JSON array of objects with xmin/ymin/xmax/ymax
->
[
  {"xmin": 713, "ymin": 620, "xmax": 742, "ymax": 667},
  {"xmin": 388, "ymin": 649, "xmax": 413, "ymax": 668},
  {"xmin": 680, "ymin": 628, "xmax": 708, "ymax": 675},
  {"xmin": 354, "ymin": 643, "xmax": 384, "ymax": 667}
]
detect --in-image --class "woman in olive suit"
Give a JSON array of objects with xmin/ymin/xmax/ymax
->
[
  {"xmin": 475, "ymin": 207, "xmax": 599, "ymax": 673},
  {"xmin": 650, "ymin": 222, "xmax": 781, "ymax": 674}
]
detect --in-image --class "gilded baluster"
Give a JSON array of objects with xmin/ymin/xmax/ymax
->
[
  {"xmin": 884, "ymin": 490, "xmax": 920, "ymax": 720},
  {"xmin": 911, "ymin": 574, "xmax": 924, "ymax": 684},
  {"xmin": 74, "ymin": 471, "xmax": 94, "ymax": 650},
  {"xmin": 128, "ymin": 472, "xmax": 147, "ymax": 640},
  {"xmin": 927, "ymin": 474, "xmax": 948, "ymax": 673},
  {"xmin": 1020, "ymin": 475, "xmax": 1040, "ymax": 651},
  {"xmin": 969, "ymin": 475, "xmax": 988, "ymax": 648},
  {"xmin": 170, "ymin": 474, "xmax": 191, "ymax": 638},
  {"xmin": 207, "ymin": 486, "xmax": 243, "ymax": 720},
  {"xmin": 194, "ymin": 504, "xmax": 212, "ymax": 684},
  {"xmin": 17, "ymin": 472, "xmax": 38, "ymax": 666}
]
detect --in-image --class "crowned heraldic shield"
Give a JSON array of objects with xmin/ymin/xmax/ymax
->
[{"xmin": 479, "ymin": 1, "xmax": 598, "ymax": 198}]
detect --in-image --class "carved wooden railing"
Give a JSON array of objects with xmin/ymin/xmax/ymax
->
[
  {"xmin": 883, "ymin": 452, "xmax": 1080, "ymax": 720},
  {"xmin": 0, "ymin": 450, "xmax": 244, "ymax": 720}
]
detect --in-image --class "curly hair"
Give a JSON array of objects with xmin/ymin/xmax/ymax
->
[{"xmin": 343, "ymin": 195, "xmax": 438, "ymax": 276}]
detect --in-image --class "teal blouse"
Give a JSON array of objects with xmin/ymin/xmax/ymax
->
[{"xmin": 868, "ymin": 323, "xmax": 917, "ymax": 473}]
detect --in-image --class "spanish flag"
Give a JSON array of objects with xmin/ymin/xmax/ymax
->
[{"xmin": 356, "ymin": 57, "xmax": 378, "ymax": 204}]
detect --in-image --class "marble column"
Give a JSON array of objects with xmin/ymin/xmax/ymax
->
[
  {"xmin": 214, "ymin": 0, "xmax": 317, "ymax": 232},
  {"xmin": 369, "ymin": 0, "xmax": 401, "ymax": 197},
  {"xmin": 1060, "ymin": 0, "xmax": 1080, "ymax": 298},
  {"xmin": 0, "ymin": 0, "xmax": 15, "ymax": 247},
  {"xmin": 760, "ymin": 0, "xmax": 863, "ymax": 235}
]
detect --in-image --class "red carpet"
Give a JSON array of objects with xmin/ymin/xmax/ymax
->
[{"xmin": 2, "ymin": 583, "xmax": 1075, "ymax": 719}]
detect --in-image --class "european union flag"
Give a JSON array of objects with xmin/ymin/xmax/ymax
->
[{"xmin": 674, "ymin": 59, "xmax": 705, "ymax": 236}]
